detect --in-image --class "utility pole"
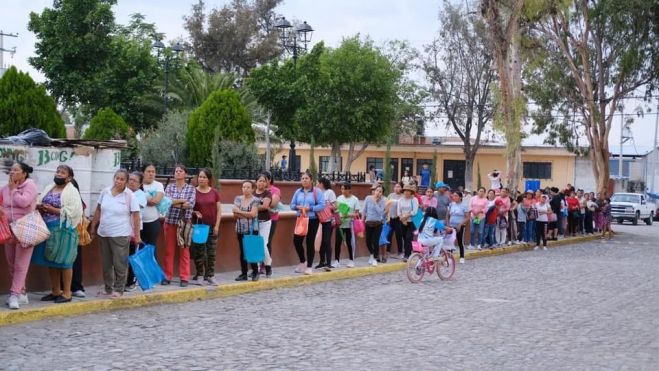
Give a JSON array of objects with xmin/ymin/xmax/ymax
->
[
  {"xmin": 0, "ymin": 31, "xmax": 18, "ymax": 76},
  {"xmin": 652, "ymin": 101, "xmax": 659, "ymax": 193}
]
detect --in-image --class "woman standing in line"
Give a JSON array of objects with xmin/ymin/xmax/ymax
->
[
  {"xmin": 420, "ymin": 186, "xmax": 437, "ymax": 211},
  {"xmin": 90, "ymin": 169, "xmax": 140, "ymax": 297},
  {"xmin": 290, "ymin": 171, "xmax": 325, "ymax": 275},
  {"xmin": 363, "ymin": 184, "xmax": 386, "ymax": 266},
  {"xmin": 1, "ymin": 162, "xmax": 38, "ymax": 309},
  {"xmin": 515, "ymin": 195, "xmax": 527, "ymax": 243},
  {"xmin": 333, "ymin": 182, "xmax": 360, "ymax": 268},
  {"xmin": 262, "ymin": 172, "xmax": 281, "ymax": 276},
  {"xmin": 141, "ymin": 163, "xmax": 165, "ymax": 247},
  {"xmin": 566, "ymin": 190, "xmax": 580, "ymax": 237},
  {"xmin": 448, "ymin": 191, "xmax": 469, "ymax": 264},
  {"xmin": 386, "ymin": 182, "xmax": 404, "ymax": 259},
  {"xmin": 254, "ymin": 173, "xmax": 273, "ymax": 277},
  {"xmin": 468, "ymin": 187, "xmax": 488, "ymax": 250},
  {"xmin": 34, "ymin": 165, "xmax": 83, "ymax": 303},
  {"xmin": 191, "ymin": 168, "xmax": 221, "ymax": 285},
  {"xmin": 162, "ymin": 165, "xmax": 196, "ymax": 287},
  {"xmin": 124, "ymin": 171, "xmax": 147, "ymax": 291},
  {"xmin": 534, "ymin": 195, "xmax": 550, "ymax": 250},
  {"xmin": 316, "ymin": 177, "xmax": 336, "ymax": 271},
  {"xmin": 397, "ymin": 183, "xmax": 419, "ymax": 261},
  {"xmin": 233, "ymin": 180, "xmax": 261, "ymax": 281}
]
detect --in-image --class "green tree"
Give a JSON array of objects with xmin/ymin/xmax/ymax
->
[
  {"xmin": 83, "ymin": 108, "xmax": 131, "ymax": 140},
  {"xmin": 187, "ymin": 89, "xmax": 254, "ymax": 166},
  {"xmin": 298, "ymin": 36, "xmax": 400, "ymax": 172},
  {"xmin": 28, "ymin": 0, "xmax": 116, "ymax": 107},
  {"xmin": 527, "ymin": 0, "xmax": 659, "ymax": 195},
  {"xmin": 215, "ymin": 140, "xmax": 261, "ymax": 175},
  {"xmin": 183, "ymin": 0, "xmax": 282, "ymax": 74},
  {"xmin": 140, "ymin": 110, "xmax": 190, "ymax": 166},
  {"xmin": 0, "ymin": 67, "xmax": 66, "ymax": 138},
  {"xmin": 309, "ymin": 135, "xmax": 317, "ymax": 176}
]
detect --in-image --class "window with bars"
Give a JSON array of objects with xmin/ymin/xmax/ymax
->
[{"xmin": 523, "ymin": 162, "xmax": 552, "ymax": 179}]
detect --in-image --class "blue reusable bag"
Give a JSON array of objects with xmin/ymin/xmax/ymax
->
[
  {"xmin": 379, "ymin": 222, "xmax": 391, "ymax": 246},
  {"xmin": 192, "ymin": 223, "xmax": 210, "ymax": 244},
  {"xmin": 411, "ymin": 209, "xmax": 424, "ymax": 229},
  {"xmin": 128, "ymin": 244, "xmax": 166, "ymax": 291},
  {"xmin": 243, "ymin": 234, "xmax": 265, "ymax": 263}
]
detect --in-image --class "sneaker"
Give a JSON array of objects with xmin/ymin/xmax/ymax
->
[
  {"xmin": 8, "ymin": 294, "xmax": 29, "ymax": 305},
  {"xmin": 314, "ymin": 263, "xmax": 325, "ymax": 269},
  {"xmin": 294, "ymin": 263, "xmax": 306, "ymax": 273},
  {"xmin": 265, "ymin": 265, "xmax": 272, "ymax": 278},
  {"xmin": 235, "ymin": 274, "xmax": 248, "ymax": 281},
  {"xmin": 205, "ymin": 277, "xmax": 218, "ymax": 286},
  {"xmin": 368, "ymin": 255, "xmax": 374, "ymax": 265},
  {"xmin": 534, "ymin": 245, "xmax": 540, "ymax": 250},
  {"xmin": 191, "ymin": 276, "xmax": 205, "ymax": 286},
  {"xmin": 397, "ymin": 253, "xmax": 405, "ymax": 260},
  {"xmin": 543, "ymin": 246, "xmax": 547, "ymax": 251},
  {"xmin": 72, "ymin": 290, "xmax": 86, "ymax": 298},
  {"xmin": 466, "ymin": 245, "xmax": 474, "ymax": 250},
  {"xmin": 304, "ymin": 268, "xmax": 313, "ymax": 275},
  {"xmin": 251, "ymin": 272, "xmax": 260, "ymax": 282},
  {"xmin": 459, "ymin": 258, "xmax": 465, "ymax": 264},
  {"xmin": 161, "ymin": 279, "xmax": 171, "ymax": 285},
  {"xmin": 371, "ymin": 260, "xmax": 378, "ymax": 267},
  {"xmin": 8, "ymin": 295, "xmax": 19, "ymax": 310},
  {"xmin": 330, "ymin": 260, "xmax": 340, "ymax": 269},
  {"xmin": 124, "ymin": 284, "xmax": 137, "ymax": 292},
  {"xmin": 507, "ymin": 241, "xmax": 513, "ymax": 246},
  {"xmin": 180, "ymin": 281, "xmax": 189, "ymax": 287},
  {"xmin": 477, "ymin": 244, "xmax": 482, "ymax": 250},
  {"xmin": 346, "ymin": 260, "xmax": 355, "ymax": 268}
]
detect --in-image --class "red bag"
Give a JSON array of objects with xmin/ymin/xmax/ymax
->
[
  {"xmin": 316, "ymin": 204, "xmax": 334, "ymax": 223},
  {"xmin": 0, "ymin": 215, "xmax": 13, "ymax": 244},
  {"xmin": 295, "ymin": 210, "xmax": 309, "ymax": 236},
  {"xmin": 333, "ymin": 212, "xmax": 342, "ymax": 227}
]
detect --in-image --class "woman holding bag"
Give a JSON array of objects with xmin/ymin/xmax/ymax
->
[
  {"xmin": 254, "ymin": 173, "xmax": 274, "ymax": 277},
  {"xmin": 233, "ymin": 180, "xmax": 260, "ymax": 281},
  {"xmin": 162, "ymin": 165, "xmax": 196, "ymax": 287},
  {"xmin": 1, "ymin": 162, "xmax": 38, "ymax": 310},
  {"xmin": 141, "ymin": 163, "xmax": 165, "ymax": 247},
  {"xmin": 90, "ymin": 169, "xmax": 141, "ymax": 297},
  {"xmin": 363, "ymin": 184, "xmax": 386, "ymax": 266},
  {"xmin": 315, "ymin": 177, "xmax": 336, "ymax": 271},
  {"xmin": 192, "ymin": 168, "xmax": 221, "ymax": 285},
  {"xmin": 33, "ymin": 165, "xmax": 83, "ymax": 304},
  {"xmin": 290, "ymin": 171, "xmax": 325, "ymax": 275},
  {"xmin": 397, "ymin": 183, "xmax": 419, "ymax": 261}
]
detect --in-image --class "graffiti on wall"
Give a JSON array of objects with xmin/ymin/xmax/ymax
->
[
  {"xmin": 36, "ymin": 150, "xmax": 75, "ymax": 167},
  {"xmin": 0, "ymin": 147, "xmax": 28, "ymax": 162}
]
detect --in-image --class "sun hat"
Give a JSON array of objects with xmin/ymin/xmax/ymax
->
[
  {"xmin": 403, "ymin": 183, "xmax": 415, "ymax": 192},
  {"xmin": 435, "ymin": 181, "xmax": 449, "ymax": 189}
]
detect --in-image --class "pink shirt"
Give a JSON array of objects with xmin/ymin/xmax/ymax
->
[
  {"xmin": 1, "ymin": 179, "xmax": 38, "ymax": 223},
  {"xmin": 470, "ymin": 196, "xmax": 489, "ymax": 219},
  {"xmin": 269, "ymin": 185, "xmax": 282, "ymax": 221},
  {"xmin": 421, "ymin": 195, "xmax": 437, "ymax": 209}
]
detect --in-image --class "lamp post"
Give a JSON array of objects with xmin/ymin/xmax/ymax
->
[
  {"xmin": 152, "ymin": 40, "xmax": 183, "ymax": 112},
  {"xmin": 274, "ymin": 17, "xmax": 314, "ymax": 177}
]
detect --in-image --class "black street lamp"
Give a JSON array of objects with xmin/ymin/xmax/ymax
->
[
  {"xmin": 152, "ymin": 40, "xmax": 184, "ymax": 112},
  {"xmin": 274, "ymin": 17, "xmax": 314, "ymax": 176}
]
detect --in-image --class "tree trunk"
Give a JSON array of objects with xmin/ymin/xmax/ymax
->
[
  {"xmin": 345, "ymin": 142, "xmax": 368, "ymax": 173},
  {"xmin": 329, "ymin": 142, "xmax": 341, "ymax": 172},
  {"xmin": 464, "ymin": 152, "xmax": 475, "ymax": 191}
]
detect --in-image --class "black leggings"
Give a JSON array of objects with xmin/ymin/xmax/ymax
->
[
  {"xmin": 401, "ymin": 222, "xmax": 415, "ymax": 258},
  {"xmin": 387, "ymin": 218, "xmax": 403, "ymax": 254},
  {"xmin": 141, "ymin": 220, "xmax": 161, "ymax": 246},
  {"xmin": 535, "ymin": 221, "xmax": 547, "ymax": 247},
  {"xmin": 237, "ymin": 232, "xmax": 259, "ymax": 275},
  {"xmin": 320, "ymin": 221, "xmax": 333, "ymax": 264},
  {"xmin": 584, "ymin": 210, "xmax": 594, "ymax": 234},
  {"xmin": 267, "ymin": 220, "xmax": 278, "ymax": 255},
  {"xmin": 365, "ymin": 223, "xmax": 383, "ymax": 259},
  {"xmin": 335, "ymin": 227, "xmax": 354, "ymax": 261},
  {"xmin": 455, "ymin": 225, "xmax": 465, "ymax": 258},
  {"xmin": 567, "ymin": 212, "xmax": 578, "ymax": 235},
  {"xmin": 293, "ymin": 218, "xmax": 320, "ymax": 268},
  {"xmin": 71, "ymin": 245, "xmax": 84, "ymax": 292}
]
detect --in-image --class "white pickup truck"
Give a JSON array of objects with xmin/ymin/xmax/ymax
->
[{"xmin": 610, "ymin": 193, "xmax": 654, "ymax": 225}]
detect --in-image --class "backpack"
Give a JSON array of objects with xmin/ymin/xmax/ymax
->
[{"xmin": 527, "ymin": 207, "xmax": 538, "ymax": 221}]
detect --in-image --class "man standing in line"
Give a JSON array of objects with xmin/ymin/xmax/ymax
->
[{"xmin": 434, "ymin": 181, "xmax": 451, "ymax": 222}]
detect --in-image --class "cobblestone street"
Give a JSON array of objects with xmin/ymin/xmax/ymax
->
[{"xmin": 2, "ymin": 224, "xmax": 659, "ymax": 370}]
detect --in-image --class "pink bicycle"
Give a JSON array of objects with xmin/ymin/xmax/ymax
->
[{"xmin": 406, "ymin": 240, "xmax": 455, "ymax": 283}]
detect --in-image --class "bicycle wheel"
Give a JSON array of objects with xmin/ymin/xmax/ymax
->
[
  {"xmin": 406, "ymin": 253, "xmax": 425, "ymax": 283},
  {"xmin": 436, "ymin": 250, "xmax": 456, "ymax": 280}
]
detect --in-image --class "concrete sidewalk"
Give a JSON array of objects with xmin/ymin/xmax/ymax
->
[{"xmin": 0, "ymin": 234, "xmax": 600, "ymax": 326}]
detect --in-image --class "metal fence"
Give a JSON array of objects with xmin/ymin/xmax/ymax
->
[{"xmin": 120, "ymin": 161, "xmax": 366, "ymax": 183}]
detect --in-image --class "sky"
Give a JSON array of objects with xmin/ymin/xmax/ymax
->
[{"xmin": 2, "ymin": 0, "xmax": 658, "ymax": 150}]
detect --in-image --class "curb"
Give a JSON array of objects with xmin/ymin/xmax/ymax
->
[{"xmin": 0, "ymin": 234, "xmax": 599, "ymax": 326}]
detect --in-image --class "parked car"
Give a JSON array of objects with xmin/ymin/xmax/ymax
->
[{"xmin": 610, "ymin": 193, "xmax": 654, "ymax": 225}]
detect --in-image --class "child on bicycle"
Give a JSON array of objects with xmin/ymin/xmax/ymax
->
[{"xmin": 417, "ymin": 207, "xmax": 454, "ymax": 259}]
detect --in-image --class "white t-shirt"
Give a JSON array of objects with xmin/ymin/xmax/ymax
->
[
  {"xmin": 489, "ymin": 174, "xmax": 501, "ymax": 190},
  {"xmin": 142, "ymin": 181, "xmax": 164, "ymax": 223},
  {"xmin": 336, "ymin": 194, "xmax": 361, "ymax": 229},
  {"xmin": 97, "ymin": 187, "xmax": 141, "ymax": 237},
  {"xmin": 323, "ymin": 189, "xmax": 337, "ymax": 204},
  {"xmin": 535, "ymin": 203, "xmax": 549, "ymax": 222}
]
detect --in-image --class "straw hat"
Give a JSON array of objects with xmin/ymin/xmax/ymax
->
[{"xmin": 402, "ymin": 183, "xmax": 416, "ymax": 192}]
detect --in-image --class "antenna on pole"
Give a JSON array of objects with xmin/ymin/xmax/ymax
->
[{"xmin": 0, "ymin": 31, "xmax": 19, "ymax": 77}]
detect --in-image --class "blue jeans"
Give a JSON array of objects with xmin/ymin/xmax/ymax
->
[
  {"xmin": 524, "ymin": 220, "xmax": 535, "ymax": 242},
  {"xmin": 470, "ymin": 218, "xmax": 485, "ymax": 246},
  {"xmin": 483, "ymin": 224, "xmax": 496, "ymax": 246}
]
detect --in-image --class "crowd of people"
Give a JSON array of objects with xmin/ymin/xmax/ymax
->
[{"xmin": 1, "ymin": 161, "xmax": 611, "ymax": 310}]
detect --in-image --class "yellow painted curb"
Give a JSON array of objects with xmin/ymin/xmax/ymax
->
[{"xmin": 0, "ymin": 234, "xmax": 600, "ymax": 327}]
